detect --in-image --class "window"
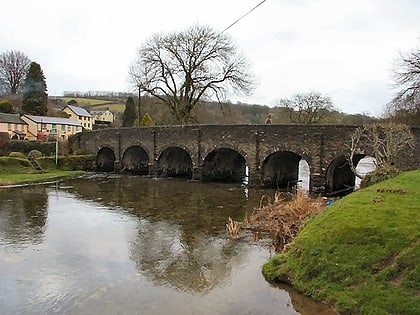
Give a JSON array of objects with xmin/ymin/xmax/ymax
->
[
  {"xmin": 61, "ymin": 125, "xmax": 66, "ymax": 131},
  {"xmin": 7, "ymin": 123, "xmax": 11, "ymax": 131}
]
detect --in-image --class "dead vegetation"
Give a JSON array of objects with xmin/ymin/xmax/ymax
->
[{"xmin": 227, "ymin": 190, "xmax": 326, "ymax": 252}]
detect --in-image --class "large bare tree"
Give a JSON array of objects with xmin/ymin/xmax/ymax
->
[
  {"xmin": 385, "ymin": 44, "xmax": 420, "ymax": 125},
  {"xmin": 277, "ymin": 92, "xmax": 334, "ymax": 124},
  {"xmin": 347, "ymin": 122, "xmax": 415, "ymax": 179},
  {"xmin": 0, "ymin": 50, "xmax": 31, "ymax": 94},
  {"xmin": 129, "ymin": 25, "xmax": 255, "ymax": 125}
]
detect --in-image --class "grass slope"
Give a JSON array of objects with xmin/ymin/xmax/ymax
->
[
  {"xmin": 0, "ymin": 156, "xmax": 85, "ymax": 186},
  {"xmin": 263, "ymin": 170, "xmax": 420, "ymax": 314}
]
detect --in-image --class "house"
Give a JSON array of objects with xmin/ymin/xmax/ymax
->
[
  {"xmin": 21, "ymin": 115, "xmax": 83, "ymax": 141},
  {"xmin": 0, "ymin": 113, "xmax": 28, "ymax": 139},
  {"xmin": 91, "ymin": 108, "xmax": 114, "ymax": 127},
  {"xmin": 62, "ymin": 105, "xmax": 93, "ymax": 130}
]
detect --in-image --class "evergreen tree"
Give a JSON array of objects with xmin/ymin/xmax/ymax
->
[
  {"xmin": 22, "ymin": 62, "xmax": 48, "ymax": 115},
  {"xmin": 122, "ymin": 96, "xmax": 137, "ymax": 127}
]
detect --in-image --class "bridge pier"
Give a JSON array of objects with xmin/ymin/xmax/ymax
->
[
  {"xmin": 114, "ymin": 160, "xmax": 122, "ymax": 173},
  {"xmin": 192, "ymin": 167, "xmax": 202, "ymax": 181}
]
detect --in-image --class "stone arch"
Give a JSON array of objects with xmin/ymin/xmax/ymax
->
[
  {"xmin": 157, "ymin": 147, "xmax": 193, "ymax": 179},
  {"xmin": 96, "ymin": 147, "xmax": 116, "ymax": 172},
  {"xmin": 121, "ymin": 145, "xmax": 149, "ymax": 175},
  {"xmin": 202, "ymin": 148, "xmax": 247, "ymax": 183},
  {"xmin": 326, "ymin": 154, "xmax": 366, "ymax": 195},
  {"xmin": 261, "ymin": 150, "xmax": 302, "ymax": 189}
]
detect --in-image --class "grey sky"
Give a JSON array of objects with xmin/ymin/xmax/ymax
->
[{"xmin": 1, "ymin": 0, "xmax": 419, "ymax": 116}]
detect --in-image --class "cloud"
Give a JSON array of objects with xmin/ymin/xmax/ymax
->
[{"xmin": 1, "ymin": 0, "xmax": 419, "ymax": 115}]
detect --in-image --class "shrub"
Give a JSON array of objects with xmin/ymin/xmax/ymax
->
[
  {"xmin": 360, "ymin": 165, "xmax": 401, "ymax": 188},
  {"xmin": 9, "ymin": 151, "xmax": 26, "ymax": 158}
]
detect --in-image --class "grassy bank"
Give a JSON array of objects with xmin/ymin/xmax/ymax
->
[
  {"xmin": 0, "ymin": 156, "xmax": 87, "ymax": 186},
  {"xmin": 263, "ymin": 170, "xmax": 419, "ymax": 314}
]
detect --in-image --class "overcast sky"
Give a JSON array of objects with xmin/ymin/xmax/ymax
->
[{"xmin": 1, "ymin": 0, "xmax": 419, "ymax": 116}]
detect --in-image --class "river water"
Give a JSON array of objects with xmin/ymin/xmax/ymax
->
[{"xmin": 0, "ymin": 174, "xmax": 336, "ymax": 315}]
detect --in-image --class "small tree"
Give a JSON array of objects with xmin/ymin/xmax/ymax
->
[
  {"xmin": 22, "ymin": 62, "xmax": 48, "ymax": 115},
  {"xmin": 122, "ymin": 96, "xmax": 137, "ymax": 127},
  {"xmin": 348, "ymin": 122, "xmax": 415, "ymax": 180},
  {"xmin": 0, "ymin": 100, "xmax": 14, "ymax": 113},
  {"xmin": 0, "ymin": 50, "xmax": 31, "ymax": 94},
  {"xmin": 277, "ymin": 92, "xmax": 333, "ymax": 124}
]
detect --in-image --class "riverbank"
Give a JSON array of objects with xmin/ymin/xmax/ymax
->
[
  {"xmin": 263, "ymin": 170, "xmax": 419, "ymax": 314},
  {"xmin": 0, "ymin": 156, "xmax": 87, "ymax": 186}
]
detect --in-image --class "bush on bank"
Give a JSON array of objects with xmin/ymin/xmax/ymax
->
[{"xmin": 263, "ymin": 170, "xmax": 419, "ymax": 314}]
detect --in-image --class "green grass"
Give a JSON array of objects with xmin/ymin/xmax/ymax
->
[
  {"xmin": 59, "ymin": 97, "xmax": 126, "ymax": 113},
  {"xmin": 0, "ymin": 171, "xmax": 85, "ymax": 186},
  {"xmin": 0, "ymin": 156, "xmax": 85, "ymax": 186},
  {"xmin": 263, "ymin": 170, "xmax": 420, "ymax": 314}
]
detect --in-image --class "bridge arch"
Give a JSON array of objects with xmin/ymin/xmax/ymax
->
[
  {"xmin": 157, "ymin": 147, "xmax": 193, "ymax": 179},
  {"xmin": 202, "ymin": 148, "xmax": 247, "ymax": 183},
  {"xmin": 261, "ymin": 150, "xmax": 305, "ymax": 189},
  {"xmin": 96, "ymin": 147, "xmax": 116, "ymax": 172},
  {"xmin": 326, "ymin": 154, "xmax": 368, "ymax": 195},
  {"xmin": 121, "ymin": 145, "xmax": 149, "ymax": 175}
]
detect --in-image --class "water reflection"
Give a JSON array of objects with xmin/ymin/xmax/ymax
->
[
  {"xmin": 0, "ymin": 186, "xmax": 48, "ymax": 248},
  {"xmin": 0, "ymin": 175, "xmax": 335, "ymax": 315}
]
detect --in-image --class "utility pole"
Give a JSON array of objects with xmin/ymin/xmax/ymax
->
[{"xmin": 138, "ymin": 85, "xmax": 141, "ymax": 127}]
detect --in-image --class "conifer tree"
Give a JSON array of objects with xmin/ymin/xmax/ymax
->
[
  {"xmin": 122, "ymin": 96, "xmax": 137, "ymax": 127},
  {"xmin": 22, "ymin": 62, "xmax": 48, "ymax": 115}
]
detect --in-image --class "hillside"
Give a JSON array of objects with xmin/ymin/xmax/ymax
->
[
  {"xmin": 52, "ymin": 96, "xmax": 377, "ymax": 126},
  {"xmin": 263, "ymin": 170, "xmax": 420, "ymax": 314}
]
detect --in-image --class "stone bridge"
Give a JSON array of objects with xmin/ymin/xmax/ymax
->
[{"xmin": 70, "ymin": 125, "xmax": 420, "ymax": 193}]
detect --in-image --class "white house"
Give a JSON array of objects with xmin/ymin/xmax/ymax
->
[
  {"xmin": 91, "ymin": 108, "xmax": 114, "ymax": 127},
  {"xmin": 62, "ymin": 105, "xmax": 93, "ymax": 130}
]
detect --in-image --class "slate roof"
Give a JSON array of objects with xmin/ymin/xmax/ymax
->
[
  {"xmin": 65, "ymin": 105, "xmax": 92, "ymax": 117},
  {"xmin": 23, "ymin": 115, "xmax": 82, "ymax": 126},
  {"xmin": 0, "ymin": 113, "xmax": 27, "ymax": 124}
]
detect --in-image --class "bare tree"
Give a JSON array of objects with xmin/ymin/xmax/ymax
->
[
  {"xmin": 385, "ymin": 44, "xmax": 420, "ymax": 125},
  {"xmin": 348, "ymin": 122, "xmax": 415, "ymax": 178},
  {"xmin": 277, "ymin": 92, "xmax": 333, "ymax": 124},
  {"xmin": 129, "ymin": 25, "xmax": 255, "ymax": 125},
  {"xmin": 0, "ymin": 50, "xmax": 31, "ymax": 94}
]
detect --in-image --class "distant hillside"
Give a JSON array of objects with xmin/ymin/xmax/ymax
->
[{"xmin": 51, "ymin": 96, "xmax": 377, "ymax": 126}]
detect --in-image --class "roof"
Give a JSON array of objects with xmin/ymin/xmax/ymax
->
[
  {"xmin": 0, "ymin": 113, "xmax": 27, "ymax": 124},
  {"xmin": 91, "ymin": 110, "xmax": 111, "ymax": 115},
  {"xmin": 64, "ymin": 105, "xmax": 92, "ymax": 117},
  {"xmin": 23, "ymin": 115, "xmax": 82, "ymax": 126}
]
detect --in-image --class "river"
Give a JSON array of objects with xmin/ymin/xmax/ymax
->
[{"xmin": 0, "ymin": 174, "xmax": 336, "ymax": 315}]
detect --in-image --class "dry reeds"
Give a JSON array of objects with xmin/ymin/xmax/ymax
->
[
  {"xmin": 226, "ymin": 216, "xmax": 241, "ymax": 239},
  {"xmin": 245, "ymin": 190, "xmax": 326, "ymax": 252}
]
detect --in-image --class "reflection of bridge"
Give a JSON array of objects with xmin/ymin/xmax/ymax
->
[{"xmin": 70, "ymin": 125, "xmax": 420, "ymax": 193}]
